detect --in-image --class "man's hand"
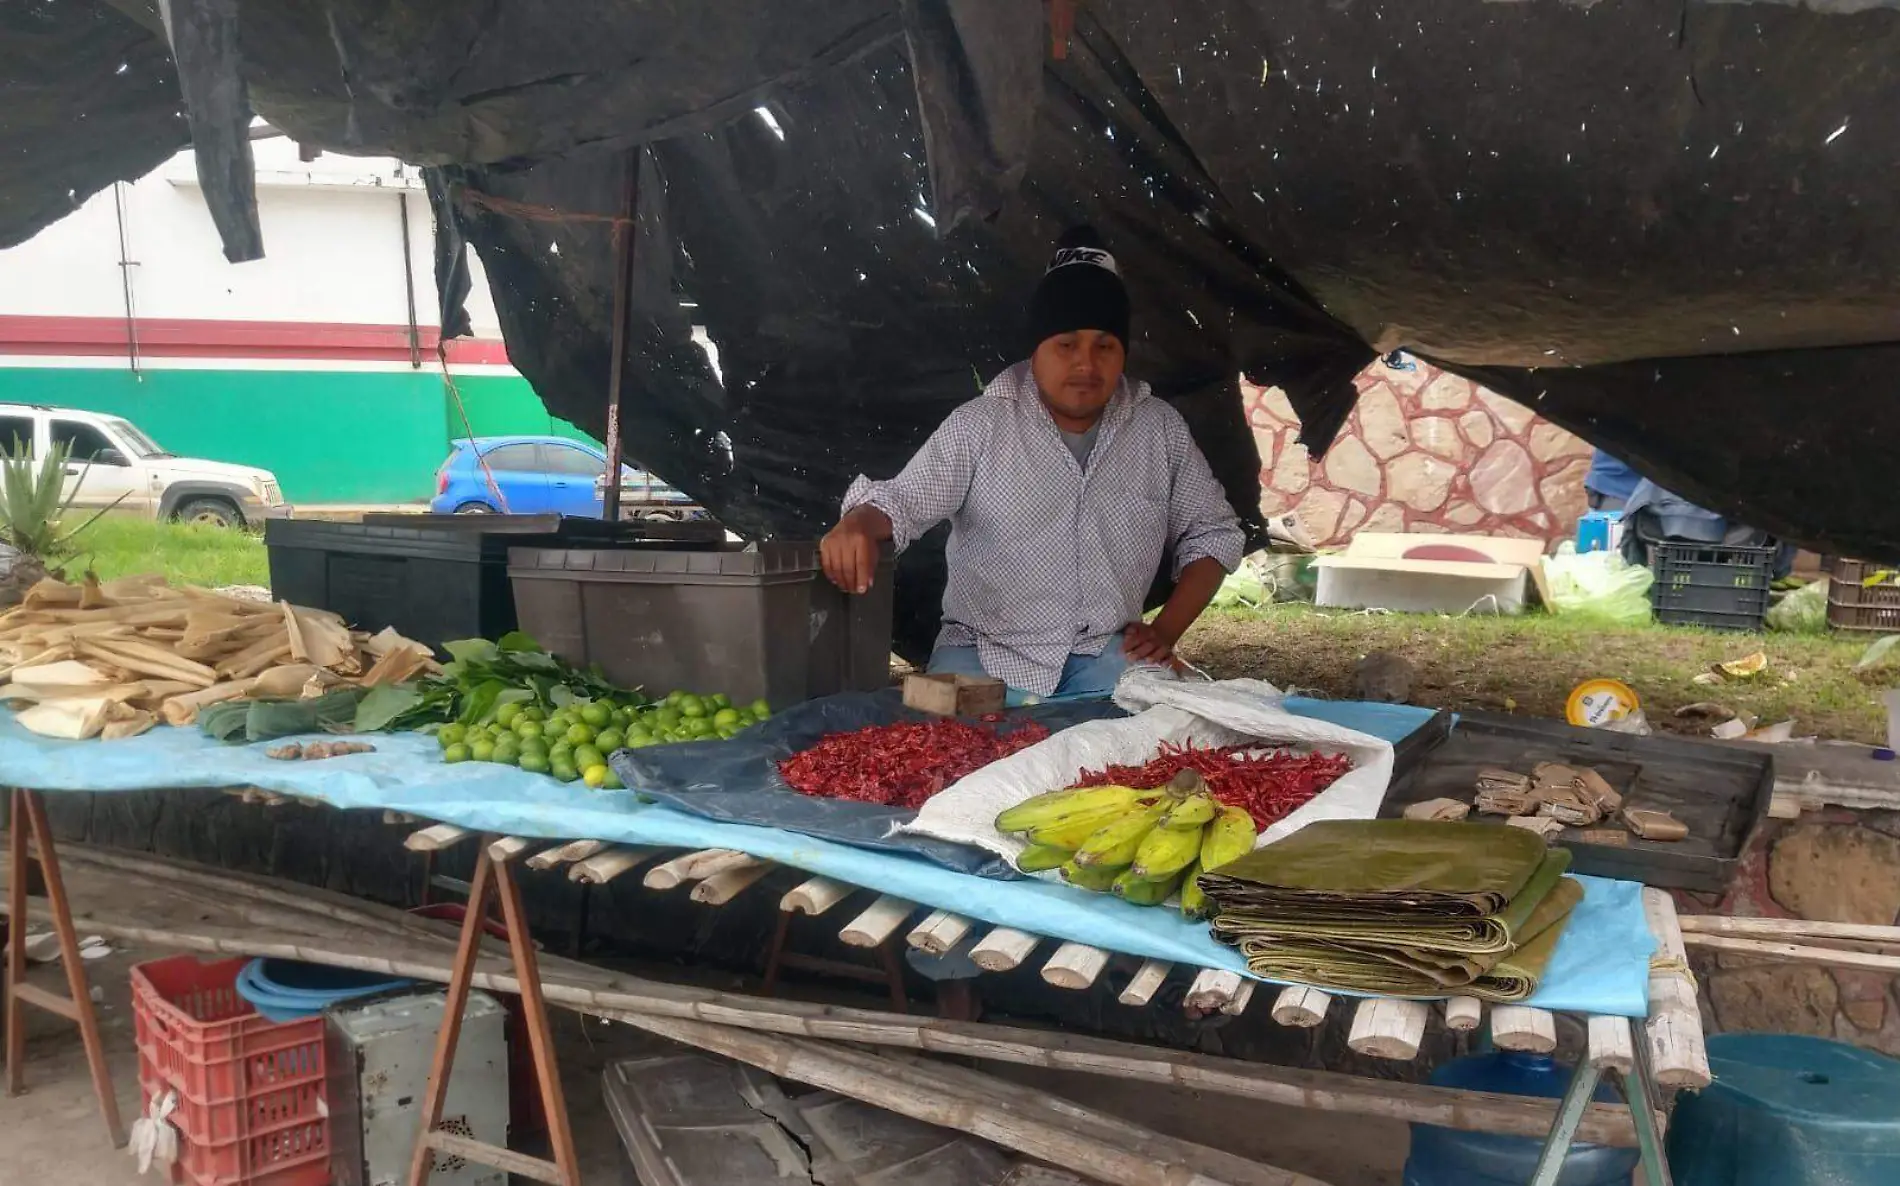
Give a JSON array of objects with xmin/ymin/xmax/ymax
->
[
  {"xmin": 821, "ymin": 505, "xmax": 893, "ymax": 594},
  {"xmin": 1121, "ymin": 621, "xmax": 1179, "ymax": 666}
]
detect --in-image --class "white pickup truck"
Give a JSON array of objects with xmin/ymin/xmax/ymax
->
[{"xmin": 0, "ymin": 403, "xmax": 289, "ymax": 528}]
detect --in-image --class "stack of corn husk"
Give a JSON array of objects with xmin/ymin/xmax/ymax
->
[
  {"xmin": 0, "ymin": 573, "xmax": 436, "ymax": 741},
  {"xmin": 1202, "ymin": 819, "xmax": 1582, "ymax": 1002}
]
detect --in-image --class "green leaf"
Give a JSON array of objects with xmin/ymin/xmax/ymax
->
[
  {"xmin": 549, "ymin": 685, "xmax": 582, "ymax": 710},
  {"xmin": 501, "ymin": 650, "xmax": 559, "ymax": 672},
  {"xmin": 442, "ymin": 638, "xmax": 501, "ymax": 667},
  {"xmin": 458, "ymin": 678, "xmax": 512, "ymax": 725},
  {"xmin": 497, "ymin": 631, "xmax": 544, "ymax": 653},
  {"xmin": 1856, "ymin": 634, "xmax": 1900, "ymax": 672},
  {"xmin": 354, "ymin": 684, "xmax": 427, "ymax": 732}
]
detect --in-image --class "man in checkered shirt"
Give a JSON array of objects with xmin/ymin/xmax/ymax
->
[{"xmin": 822, "ymin": 226, "xmax": 1245, "ymax": 700}]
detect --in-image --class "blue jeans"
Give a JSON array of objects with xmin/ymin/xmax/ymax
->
[{"xmin": 926, "ymin": 633, "xmax": 1130, "ymax": 706}]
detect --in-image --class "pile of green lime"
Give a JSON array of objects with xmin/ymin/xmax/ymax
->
[{"xmin": 437, "ymin": 690, "xmax": 771, "ymax": 787}]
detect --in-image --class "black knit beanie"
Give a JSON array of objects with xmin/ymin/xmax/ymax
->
[{"xmin": 1025, "ymin": 225, "xmax": 1130, "ymax": 351}]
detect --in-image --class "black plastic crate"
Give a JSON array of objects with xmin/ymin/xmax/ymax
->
[
  {"xmin": 266, "ymin": 520, "xmax": 558, "ymax": 652},
  {"xmin": 1647, "ymin": 540, "xmax": 1774, "ymax": 631}
]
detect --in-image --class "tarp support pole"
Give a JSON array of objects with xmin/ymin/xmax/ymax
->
[{"xmin": 601, "ymin": 148, "xmax": 641, "ymax": 523}]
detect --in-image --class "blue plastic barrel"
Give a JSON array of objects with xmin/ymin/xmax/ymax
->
[
  {"xmin": 1668, "ymin": 1033, "xmax": 1900, "ymax": 1185},
  {"xmin": 1404, "ymin": 1052, "xmax": 1640, "ymax": 1186},
  {"xmin": 234, "ymin": 958, "xmax": 410, "ymax": 1023}
]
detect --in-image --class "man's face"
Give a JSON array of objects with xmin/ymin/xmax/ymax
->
[{"xmin": 1030, "ymin": 330, "xmax": 1126, "ymax": 427}]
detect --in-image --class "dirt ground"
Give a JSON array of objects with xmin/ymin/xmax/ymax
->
[{"xmin": 0, "ymin": 943, "xmax": 1410, "ymax": 1186}]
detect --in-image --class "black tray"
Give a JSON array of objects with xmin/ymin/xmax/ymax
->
[{"xmin": 1381, "ymin": 710, "xmax": 1774, "ymax": 893}]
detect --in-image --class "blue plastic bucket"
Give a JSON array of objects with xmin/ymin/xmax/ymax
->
[{"xmin": 233, "ymin": 958, "xmax": 411, "ymax": 1023}]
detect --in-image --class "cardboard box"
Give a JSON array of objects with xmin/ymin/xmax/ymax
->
[{"xmin": 1313, "ymin": 532, "xmax": 1549, "ymax": 615}]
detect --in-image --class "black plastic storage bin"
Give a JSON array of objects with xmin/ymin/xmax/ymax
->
[
  {"xmin": 507, "ymin": 545, "xmax": 894, "ymax": 707},
  {"xmin": 266, "ymin": 519, "xmax": 566, "ymax": 651},
  {"xmin": 1648, "ymin": 540, "xmax": 1775, "ymax": 631}
]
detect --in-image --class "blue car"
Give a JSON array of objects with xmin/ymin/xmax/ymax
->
[{"xmin": 430, "ymin": 435, "xmax": 699, "ymax": 519}]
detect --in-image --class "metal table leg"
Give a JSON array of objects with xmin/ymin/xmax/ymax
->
[
  {"xmin": 1622, "ymin": 1017, "xmax": 1676, "ymax": 1186},
  {"xmin": 1528, "ymin": 1054, "xmax": 1605, "ymax": 1186}
]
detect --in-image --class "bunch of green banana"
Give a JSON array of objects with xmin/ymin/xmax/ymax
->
[{"xmin": 995, "ymin": 770, "xmax": 1258, "ymax": 915}]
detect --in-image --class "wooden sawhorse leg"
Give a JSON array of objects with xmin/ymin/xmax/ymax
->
[
  {"xmin": 409, "ymin": 836, "xmax": 578, "ymax": 1185},
  {"xmin": 5, "ymin": 788, "xmax": 127, "ymax": 1147}
]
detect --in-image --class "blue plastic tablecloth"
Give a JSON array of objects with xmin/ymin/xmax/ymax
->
[{"xmin": 0, "ymin": 701, "xmax": 1653, "ymax": 1015}]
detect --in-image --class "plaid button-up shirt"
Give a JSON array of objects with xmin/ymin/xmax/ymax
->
[{"xmin": 843, "ymin": 363, "xmax": 1245, "ymax": 695}]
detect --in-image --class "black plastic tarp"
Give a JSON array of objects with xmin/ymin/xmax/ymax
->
[
  {"xmin": 608, "ymin": 690, "xmax": 1125, "ymax": 878},
  {"xmin": 9, "ymin": 0, "xmax": 1900, "ymax": 634}
]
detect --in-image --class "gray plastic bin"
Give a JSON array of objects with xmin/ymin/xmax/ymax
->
[{"xmin": 507, "ymin": 544, "xmax": 893, "ymax": 706}]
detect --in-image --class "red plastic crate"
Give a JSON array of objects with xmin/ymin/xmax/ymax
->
[{"xmin": 130, "ymin": 955, "xmax": 330, "ymax": 1186}]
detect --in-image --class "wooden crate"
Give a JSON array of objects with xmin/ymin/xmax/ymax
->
[{"xmin": 903, "ymin": 673, "xmax": 1006, "ymax": 717}]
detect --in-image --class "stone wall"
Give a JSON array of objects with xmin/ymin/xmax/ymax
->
[
  {"xmin": 1245, "ymin": 360, "xmax": 1594, "ymax": 547},
  {"xmin": 1684, "ymin": 810, "xmax": 1900, "ymax": 1052}
]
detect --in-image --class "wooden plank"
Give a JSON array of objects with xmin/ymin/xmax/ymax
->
[
  {"xmin": 11, "ymin": 982, "xmax": 80, "ymax": 1022},
  {"xmin": 381, "ymin": 809, "xmax": 417, "ymax": 825},
  {"xmin": 1117, "ymin": 960, "xmax": 1173, "ymax": 1008},
  {"xmin": 1271, "ymin": 986, "xmax": 1332, "ymax": 1028},
  {"xmin": 403, "ymin": 823, "xmax": 473, "ymax": 853},
  {"xmin": 568, "ymin": 847, "xmax": 660, "ymax": 886},
  {"xmin": 1681, "ymin": 934, "xmax": 1900, "ymax": 972},
  {"xmin": 839, "ymin": 896, "xmax": 915, "ymax": 948},
  {"xmin": 1041, "ymin": 943, "xmax": 1110, "ymax": 990},
  {"xmin": 644, "ymin": 848, "xmax": 748, "ymax": 890},
  {"xmin": 1185, "ymin": 969, "xmax": 1243, "ymax": 1012},
  {"xmin": 692, "ymin": 860, "xmax": 774, "ymax": 905},
  {"xmin": 1643, "ymin": 887, "xmax": 1713, "ymax": 1089},
  {"xmin": 525, "ymin": 840, "xmax": 605, "ymax": 872},
  {"xmin": 967, "ymin": 927, "xmax": 1040, "ymax": 973},
  {"xmin": 780, "ymin": 877, "xmax": 854, "ymax": 917},
  {"xmin": 1586, "ymin": 1015, "xmax": 1636, "ymax": 1074},
  {"xmin": 1347, "ymin": 999, "xmax": 1429, "ymax": 1061},
  {"xmin": 1490, "ymin": 1006, "xmax": 1558, "ymax": 1054},
  {"xmin": 1680, "ymin": 915, "xmax": 1900, "ymax": 946},
  {"xmin": 426, "ymin": 1121, "xmax": 565, "ymax": 1183},
  {"xmin": 486, "ymin": 836, "xmax": 538, "ymax": 864},
  {"xmin": 907, "ymin": 910, "xmax": 976, "ymax": 957},
  {"xmin": 1443, "ymin": 997, "xmax": 1483, "ymax": 1032}
]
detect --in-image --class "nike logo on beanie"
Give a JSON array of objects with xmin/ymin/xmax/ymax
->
[{"xmin": 1047, "ymin": 245, "xmax": 1120, "ymax": 276}]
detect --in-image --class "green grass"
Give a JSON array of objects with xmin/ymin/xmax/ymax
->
[
  {"xmin": 1179, "ymin": 603, "xmax": 1896, "ymax": 746},
  {"xmin": 57, "ymin": 515, "xmax": 270, "ymax": 589}
]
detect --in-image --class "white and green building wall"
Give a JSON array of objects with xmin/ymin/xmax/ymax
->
[{"xmin": 0, "ymin": 138, "xmax": 590, "ymax": 506}]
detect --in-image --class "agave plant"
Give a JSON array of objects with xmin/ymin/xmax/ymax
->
[{"xmin": 0, "ymin": 437, "xmax": 123, "ymax": 605}]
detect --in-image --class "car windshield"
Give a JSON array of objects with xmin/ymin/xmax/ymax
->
[{"xmin": 105, "ymin": 417, "xmax": 169, "ymax": 459}]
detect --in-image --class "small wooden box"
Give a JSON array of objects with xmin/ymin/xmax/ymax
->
[{"xmin": 903, "ymin": 672, "xmax": 1007, "ymax": 717}]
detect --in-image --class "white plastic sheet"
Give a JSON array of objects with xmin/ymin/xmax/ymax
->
[{"xmin": 902, "ymin": 670, "xmax": 1395, "ymax": 865}]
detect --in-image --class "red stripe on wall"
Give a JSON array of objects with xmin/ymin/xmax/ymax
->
[{"xmin": 0, "ymin": 314, "xmax": 512, "ymax": 366}]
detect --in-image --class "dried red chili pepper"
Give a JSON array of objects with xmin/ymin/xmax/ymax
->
[
  {"xmin": 1071, "ymin": 742, "xmax": 1351, "ymax": 831},
  {"xmin": 778, "ymin": 718, "xmax": 1051, "ymax": 810}
]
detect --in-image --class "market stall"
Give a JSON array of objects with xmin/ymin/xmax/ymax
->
[{"xmin": 0, "ymin": 576, "xmax": 1704, "ymax": 1186}]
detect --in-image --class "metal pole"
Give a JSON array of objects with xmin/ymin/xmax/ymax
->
[
  {"xmin": 1623, "ymin": 1019, "xmax": 1677, "ymax": 1186},
  {"xmin": 601, "ymin": 148, "xmax": 640, "ymax": 522},
  {"xmin": 1528, "ymin": 1058, "xmax": 1604, "ymax": 1186},
  {"xmin": 398, "ymin": 190, "xmax": 422, "ymax": 369}
]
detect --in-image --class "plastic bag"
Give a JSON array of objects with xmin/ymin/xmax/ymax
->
[
  {"xmin": 901, "ymin": 669, "xmax": 1395, "ymax": 866},
  {"xmin": 1212, "ymin": 564, "xmax": 1268, "ymax": 609},
  {"xmin": 1766, "ymin": 578, "xmax": 1830, "ymax": 634},
  {"xmin": 1541, "ymin": 543, "xmax": 1654, "ymax": 626}
]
